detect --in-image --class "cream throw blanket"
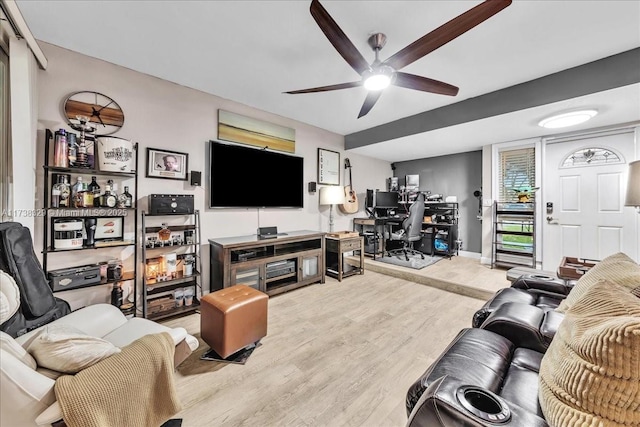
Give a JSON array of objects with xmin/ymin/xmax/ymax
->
[
  {"xmin": 539, "ymin": 280, "xmax": 640, "ymax": 427},
  {"xmin": 54, "ymin": 332, "xmax": 182, "ymax": 427}
]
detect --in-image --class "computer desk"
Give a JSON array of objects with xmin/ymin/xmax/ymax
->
[{"xmin": 353, "ymin": 215, "xmax": 406, "ymax": 259}]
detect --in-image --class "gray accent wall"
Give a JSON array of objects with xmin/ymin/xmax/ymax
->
[{"xmin": 394, "ymin": 151, "xmax": 482, "ymax": 253}]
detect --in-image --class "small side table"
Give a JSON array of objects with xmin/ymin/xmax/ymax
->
[{"xmin": 325, "ymin": 235, "xmax": 364, "ymax": 282}]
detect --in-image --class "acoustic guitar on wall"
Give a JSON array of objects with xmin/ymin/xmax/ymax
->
[{"xmin": 339, "ymin": 158, "xmax": 359, "ymax": 214}]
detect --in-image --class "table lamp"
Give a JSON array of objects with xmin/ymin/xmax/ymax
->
[
  {"xmin": 625, "ymin": 160, "xmax": 640, "ymax": 212},
  {"xmin": 320, "ymin": 186, "xmax": 345, "ymax": 232}
]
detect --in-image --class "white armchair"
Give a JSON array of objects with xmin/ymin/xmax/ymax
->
[{"xmin": 1, "ymin": 272, "xmax": 198, "ymax": 427}]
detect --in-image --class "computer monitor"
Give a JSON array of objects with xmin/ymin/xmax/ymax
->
[{"xmin": 375, "ymin": 191, "xmax": 399, "ymax": 209}]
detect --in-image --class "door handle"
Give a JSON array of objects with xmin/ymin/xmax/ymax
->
[{"xmin": 546, "ymin": 216, "xmax": 558, "ymax": 224}]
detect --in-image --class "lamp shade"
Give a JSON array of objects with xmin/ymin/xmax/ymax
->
[
  {"xmin": 319, "ymin": 186, "xmax": 345, "ymax": 205},
  {"xmin": 625, "ymin": 160, "xmax": 640, "ymax": 207}
]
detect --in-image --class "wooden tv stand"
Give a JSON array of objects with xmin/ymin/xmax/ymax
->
[{"xmin": 208, "ymin": 230, "xmax": 325, "ymax": 296}]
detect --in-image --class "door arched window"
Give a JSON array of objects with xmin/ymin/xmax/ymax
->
[{"xmin": 561, "ymin": 147, "xmax": 623, "ymax": 168}]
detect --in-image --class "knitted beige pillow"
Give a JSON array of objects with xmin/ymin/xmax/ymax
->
[
  {"xmin": 539, "ymin": 279, "xmax": 640, "ymax": 427},
  {"xmin": 557, "ymin": 252, "xmax": 640, "ymax": 313}
]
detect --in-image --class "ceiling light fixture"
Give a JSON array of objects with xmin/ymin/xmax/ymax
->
[
  {"xmin": 362, "ymin": 65, "xmax": 395, "ymax": 91},
  {"xmin": 538, "ymin": 110, "xmax": 598, "ymax": 129}
]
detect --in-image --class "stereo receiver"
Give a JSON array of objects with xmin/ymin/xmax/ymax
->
[{"xmin": 265, "ymin": 260, "xmax": 296, "ymax": 279}]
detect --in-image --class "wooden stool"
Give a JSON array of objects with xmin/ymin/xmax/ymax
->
[{"xmin": 200, "ymin": 284, "xmax": 268, "ymax": 359}]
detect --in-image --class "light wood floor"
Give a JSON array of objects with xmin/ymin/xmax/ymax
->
[
  {"xmin": 162, "ymin": 258, "xmax": 508, "ymax": 427},
  {"xmin": 363, "ymin": 255, "xmax": 511, "ymax": 300}
]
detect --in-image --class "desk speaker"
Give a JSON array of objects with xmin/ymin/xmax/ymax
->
[{"xmin": 190, "ymin": 171, "xmax": 202, "ymax": 186}]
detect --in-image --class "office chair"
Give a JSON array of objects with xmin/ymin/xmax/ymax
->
[{"xmin": 386, "ymin": 193, "xmax": 425, "ymax": 261}]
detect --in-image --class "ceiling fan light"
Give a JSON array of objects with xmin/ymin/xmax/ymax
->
[
  {"xmin": 362, "ymin": 65, "xmax": 395, "ymax": 91},
  {"xmin": 538, "ymin": 110, "xmax": 598, "ymax": 129},
  {"xmin": 364, "ymin": 74, "xmax": 391, "ymax": 91}
]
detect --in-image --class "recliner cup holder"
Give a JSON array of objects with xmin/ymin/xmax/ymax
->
[{"xmin": 456, "ymin": 386, "xmax": 511, "ymax": 423}]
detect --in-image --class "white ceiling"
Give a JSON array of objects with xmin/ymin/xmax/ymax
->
[{"xmin": 15, "ymin": 0, "xmax": 640, "ymax": 162}]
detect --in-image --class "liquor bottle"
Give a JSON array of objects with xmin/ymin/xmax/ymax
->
[
  {"xmin": 88, "ymin": 176, "xmax": 101, "ymax": 207},
  {"xmin": 51, "ymin": 176, "xmax": 62, "ymax": 208},
  {"xmin": 108, "ymin": 180, "xmax": 119, "ymax": 206},
  {"xmin": 122, "ymin": 186, "xmax": 133, "ymax": 208},
  {"xmin": 101, "ymin": 182, "xmax": 117, "ymax": 208},
  {"xmin": 67, "ymin": 132, "xmax": 77, "ymax": 167},
  {"xmin": 71, "ymin": 177, "xmax": 84, "ymax": 208},
  {"xmin": 107, "ymin": 180, "xmax": 117, "ymax": 198},
  {"xmin": 158, "ymin": 223, "xmax": 171, "ymax": 241},
  {"xmin": 82, "ymin": 180, "xmax": 93, "ymax": 207},
  {"xmin": 53, "ymin": 129, "xmax": 68, "ymax": 167},
  {"xmin": 58, "ymin": 176, "xmax": 70, "ymax": 207},
  {"xmin": 116, "ymin": 184, "xmax": 126, "ymax": 208}
]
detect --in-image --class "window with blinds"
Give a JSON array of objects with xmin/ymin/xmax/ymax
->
[{"xmin": 498, "ymin": 147, "xmax": 535, "ymax": 203}]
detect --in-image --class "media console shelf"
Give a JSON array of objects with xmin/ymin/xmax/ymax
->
[{"xmin": 209, "ymin": 230, "xmax": 325, "ymax": 296}]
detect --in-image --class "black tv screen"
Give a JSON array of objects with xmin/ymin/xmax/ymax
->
[{"xmin": 209, "ymin": 141, "xmax": 304, "ymax": 208}]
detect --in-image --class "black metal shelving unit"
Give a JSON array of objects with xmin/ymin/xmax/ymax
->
[
  {"xmin": 41, "ymin": 129, "xmax": 139, "ymax": 314},
  {"xmin": 421, "ymin": 202, "xmax": 459, "ymax": 258},
  {"xmin": 491, "ymin": 201, "xmax": 536, "ymax": 268},
  {"xmin": 141, "ymin": 210, "xmax": 202, "ymax": 320}
]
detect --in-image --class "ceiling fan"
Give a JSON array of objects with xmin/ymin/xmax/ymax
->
[{"xmin": 285, "ymin": 0, "xmax": 512, "ymax": 118}]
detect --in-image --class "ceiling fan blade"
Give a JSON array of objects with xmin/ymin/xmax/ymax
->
[
  {"xmin": 394, "ymin": 72, "xmax": 459, "ymax": 96},
  {"xmin": 384, "ymin": 0, "xmax": 512, "ymax": 70},
  {"xmin": 310, "ymin": 0, "xmax": 370, "ymax": 75},
  {"xmin": 285, "ymin": 81, "xmax": 361, "ymax": 94},
  {"xmin": 358, "ymin": 91, "xmax": 383, "ymax": 118}
]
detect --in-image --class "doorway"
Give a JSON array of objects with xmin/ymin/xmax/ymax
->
[{"xmin": 541, "ymin": 130, "xmax": 638, "ymax": 271}]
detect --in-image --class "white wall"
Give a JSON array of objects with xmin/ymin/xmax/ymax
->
[
  {"xmin": 34, "ymin": 42, "xmax": 390, "ymax": 309},
  {"xmin": 9, "ymin": 37, "xmax": 39, "ymax": 231}
]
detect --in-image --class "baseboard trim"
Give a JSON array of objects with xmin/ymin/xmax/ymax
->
[{"xmin": 458, "ymin": 251, "xmax": 481, "ymax": 259}]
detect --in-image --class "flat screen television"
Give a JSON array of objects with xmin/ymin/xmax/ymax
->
[{"xmin": 209, "ymin": 141, "xmax": 304, "ymax": 208}]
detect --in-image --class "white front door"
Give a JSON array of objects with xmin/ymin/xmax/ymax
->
[{"xmin": 542, "ymin": 130, "xmax": 638, "ymax": 271}]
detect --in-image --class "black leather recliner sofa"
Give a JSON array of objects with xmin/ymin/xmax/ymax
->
[
  {"xmin": 471, "ymin": 273, "xmax": 572, "ymax": 328},
  {"xmin": 406, "ymin": 273, "xmax": 572, "ymax": 427},
  {"xmin": 407, "ymin": 252, "xmax": 640, "ymax": 427},
  {"xmin": 406, "ymin": 326, "xmax": 549, "ymax": 427}
]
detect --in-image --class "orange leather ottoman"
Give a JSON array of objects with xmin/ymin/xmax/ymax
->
[{"xmin": 200, "ymin": 284, "xmax": 268, "ymax": 358}]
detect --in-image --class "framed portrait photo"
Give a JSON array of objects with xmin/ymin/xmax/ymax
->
[{"xmin": 146, "ymin": 148, "xmax": 188, "ymax": 180}]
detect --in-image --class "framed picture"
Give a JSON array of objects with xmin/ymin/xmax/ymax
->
[
  {"xmin": 94, "ymin": 217, "xmax": 124, "ymax": 241},
  {"xmin": 146, "ymin": 148, "xmax": 188, "ymax": 180},
  {"xmin": 318, "ymin": 148, "xmax": 340, "ymax": 185}
]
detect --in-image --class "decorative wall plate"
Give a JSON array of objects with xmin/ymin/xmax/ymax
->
[{"xmin": 63, "ymin": 91, "xmax": 124, "ymax": 136}]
